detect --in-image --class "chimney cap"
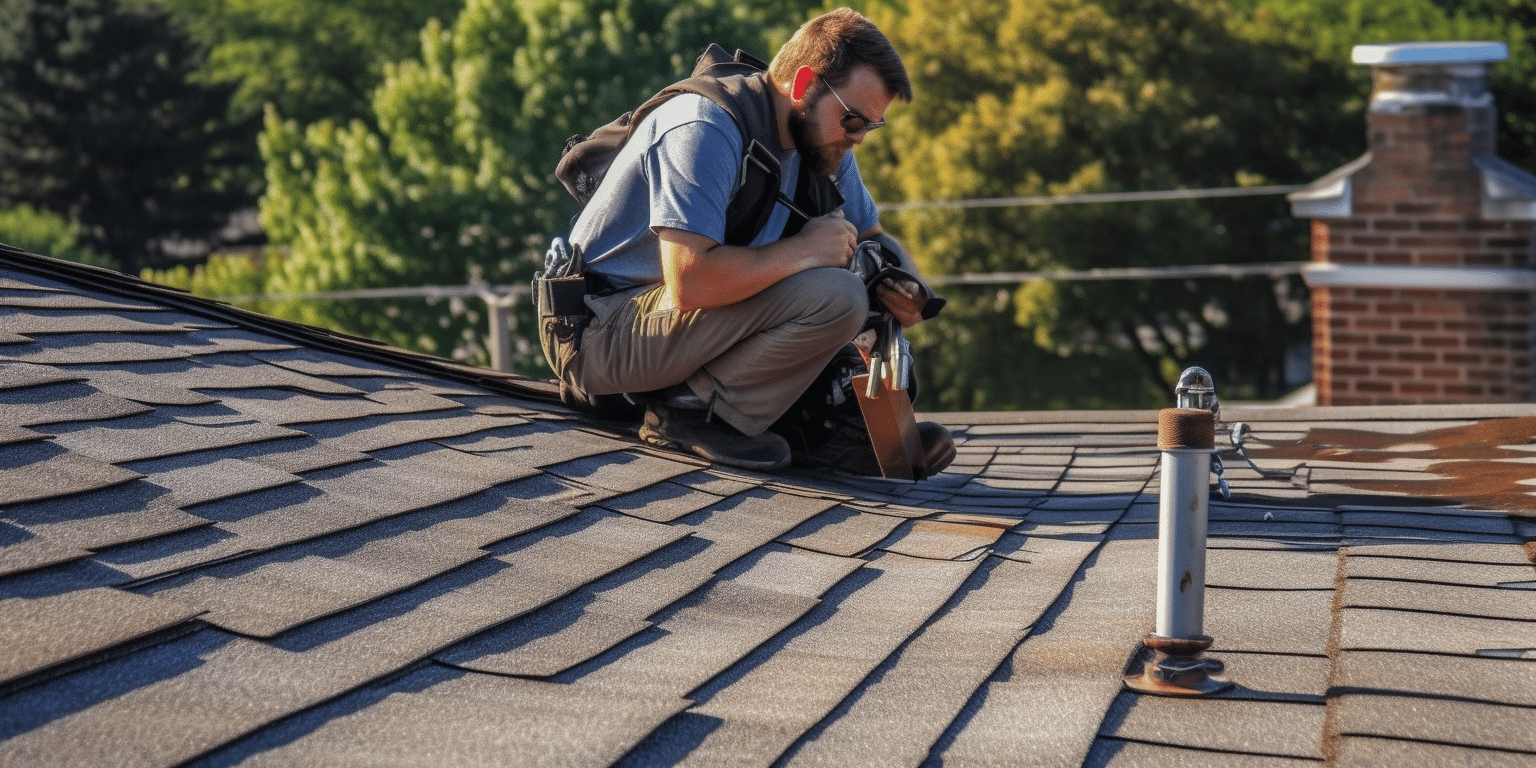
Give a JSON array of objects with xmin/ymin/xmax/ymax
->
[{"xmin": 1352, "ymin": 41, "xmax": 1508, "ymax": 66}]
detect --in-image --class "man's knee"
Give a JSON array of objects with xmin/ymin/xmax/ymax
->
[{"xmin": 783, "ymin": 267, "xmax": 869, "ymax": 335}]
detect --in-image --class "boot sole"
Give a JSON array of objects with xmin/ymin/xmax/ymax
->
[{"xmin": 640, "ymin": 426, "xmax": 791, "ymax": 472}]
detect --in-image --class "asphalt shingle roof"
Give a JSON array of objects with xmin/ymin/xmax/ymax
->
[{"xmin": 1, "ymin": 244, "xmax": 1534, "ymax": 766}]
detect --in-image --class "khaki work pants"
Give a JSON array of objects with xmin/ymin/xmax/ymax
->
[{"xmin": 566, "ymin": 267, "xmax": 868, "ymax": 436}]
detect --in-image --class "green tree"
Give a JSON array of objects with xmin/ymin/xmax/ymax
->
[
  {"xmin": 153, "ymin": 0, "xmax": 463, "ymax": 129},
  {"xmin": 1263, "ymin": 0, "xmax": 1534, "ymax": 169},
  {"xmin": 859, "ymin": 0, "xmax": 1383, "ymax": 410},
  {"xmin": 0, "ymin": 204, "xmax": 112, "ymax": 267},
  {"xmin": 255, "ymin": 0, "xmax": 818, "ymax": 368},
  {"xmin": 0, "ymin": 0, "xmax": 249, "ymax": 273}
]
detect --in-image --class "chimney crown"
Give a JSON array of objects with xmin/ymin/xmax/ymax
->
[{"xmin": 1352, "ymin": 41, "xmax": 1508, "ymax": 66}]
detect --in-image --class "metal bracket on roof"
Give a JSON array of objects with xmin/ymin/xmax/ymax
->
[{"xmin": 1227, "ymin": 422, "xmax": 1300, "ymax": 481}]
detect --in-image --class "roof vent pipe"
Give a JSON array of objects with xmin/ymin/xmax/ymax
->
[{"xmin": 1124, "ymin": 406, "xmax": 1233, "ymax": 696}]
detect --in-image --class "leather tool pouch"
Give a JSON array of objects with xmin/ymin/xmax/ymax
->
[{"xmin": 535, "ymin": 273, "xmax": 591, "ymax": 376}]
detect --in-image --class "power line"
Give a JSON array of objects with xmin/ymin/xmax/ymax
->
[
  {"xmin": 928, "ymin": 261, "xmax": 1307, "ymax": 286},
  {"xmin": 876, "ymin": 184, "xmax": 1305, "ymax": 213}
]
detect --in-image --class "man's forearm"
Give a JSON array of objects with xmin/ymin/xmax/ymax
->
[{"xmin": 658, "ymin": 219, "xmax": 858, "ymax": 310}]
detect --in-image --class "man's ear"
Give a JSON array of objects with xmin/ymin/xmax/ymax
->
[{"xmin": 792, "ymin": 66, "xmax": 816, "ymax": 101}]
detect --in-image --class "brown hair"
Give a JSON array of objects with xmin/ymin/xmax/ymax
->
[{"xmin": 768, "ymin": 7, "xmax": 912, "ymax": 102}]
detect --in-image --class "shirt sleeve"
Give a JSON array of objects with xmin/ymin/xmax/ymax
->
[
  {"xmin": 641, "ymin": 98, "xmax": 743, "ymax": 245},
  {"xmin": 833, "ymin": 153, "xmax": 880, "ymax": 234}
]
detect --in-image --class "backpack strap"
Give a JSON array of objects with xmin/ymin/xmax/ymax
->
[{"xmin": 559, "ymin": 44, "xmax": 845, "ymax": 248}]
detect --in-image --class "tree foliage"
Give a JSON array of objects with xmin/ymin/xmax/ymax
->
[
  {"xmin": 152, "ymin": 0, "xmax": 463, "ymax": 130},
  {"xmin": 254, "ymin": 0, "xmax": 819, "ymax": 367},
  {"xmin": 858, "ymin": 0, "xmax": 1521, "ymax": 410},
  {"xmin": 0, "ymin": 0, "xmax": 249, "ymax": 273},
  {"xmin": 0, "ymin": 205, "xmax": 112, "ymax": 267}
]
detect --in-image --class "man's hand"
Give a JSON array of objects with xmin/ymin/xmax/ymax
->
[
  {"xmin": 875, "ymin": 277, "xmax": 927, "ymax": 328},
  {"xmin": 794, "ymin": 212, "xmax": 859, "ymax": 269}
]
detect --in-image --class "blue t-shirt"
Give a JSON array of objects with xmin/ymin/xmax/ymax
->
[{"xmin": 573, "ymin": 93, "xmax": 879, "ymax": 290}]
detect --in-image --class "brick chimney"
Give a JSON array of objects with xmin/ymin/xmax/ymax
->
[{"xmin": 1290, "ymin": 42, "xmax": 1536, "ymax": 405}]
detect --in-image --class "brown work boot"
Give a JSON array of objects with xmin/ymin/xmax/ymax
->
[{"xmin": 639, "ymin": 403, "xmax": 792, "ymax": 471}]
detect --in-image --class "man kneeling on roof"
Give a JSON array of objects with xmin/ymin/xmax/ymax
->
[{"xmin": 541, "ymin": 8, "xmax": 955, "ymax": 477}]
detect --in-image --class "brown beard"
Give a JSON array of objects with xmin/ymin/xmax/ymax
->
[{"xmin": 788, "ymin": 101, "xmax": 839, "ymax": 177}]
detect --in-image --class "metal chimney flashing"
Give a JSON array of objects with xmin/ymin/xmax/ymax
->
[
  {"xmin": 1287, "ymin": 154, "xmax": 1370, "ymax": 219},
  {"xmin": 1475, "ymin": 155, "xmax": 1536, "ymax": 221}
]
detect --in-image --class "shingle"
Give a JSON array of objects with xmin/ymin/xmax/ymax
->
[
  {"xmin": 783, "ymin": 553, "xmax": 1092, "ymax": 767},
  {"xmin": 0, "ymin": 289, "xmax": 162, "ymax": 311},
  {"xmin": 437, "ymin": 495, "xmax": 842, "ymax": 680},
  {"xmin": 877, "ymin": 516, "xmax": 1012, "ymax": 560},
  {"xmin": 1206, "ymin": 549, "xmax": 1339, "ymax": 590},
  {"xmin": 1205, "ymin": 651, "xmax": 1330, "ymax": 701},
  {"xmin": 1344, "ymin": 578, "xmax": 1536, "ymax": 621},
  {"xmin": 0, "ymin": 424, "xmax": 43, "ymax": 448},
  {"xmin": 662, "ymin": 553, "xmax": 981, "ymax": 766},
  {"xmin": 0, "ymin": 380, "xmax": 152, "ymax": 426},
  {"xmin": 1332, "ymin": 736, "xmax": 1536, "ymax": 768},
  {"xmin": 670, "ymin": 470, "xmax": 763, "ymax": 497},
  {"xmin": 776, "ymin": 505, "xmax": 906, "ymax": 557},
  {"xmin": 1340, "ymin": 508, "xmax": 1515, "ymax": 535},
  {"xmin": 1033, "ymin": 493, "xmax": 1143, "ymax": 511},
  {"xmin": 141, "ymin": 546, "xmax": 486, "ymax": 638},
  {"xmin": 2, "ymin": 310, "xmax": 211, "ymax": 337},
  {"xmin": 211, "ymin": 665, "xmax": 692, "ymax": 768},
  {"xmin": 1083, "ymin": 738, "xmax": 1321, "ymax": 768},
  {"xmin": 4, "ymin": 480, "xmax": 208, "ymax": 552},
  {"xmin": 437, "ymin": 597, "xmax": 656, "ymax": 678},
  {"xmin": 1345, "ymin": 555, "xmax": 1536, "ymax": 587},
  {"xmin": 0, "ymin": 587, "xmax": 202, "ymax": 687},
  {"xmin": 299, "ymin": 410, "xmax": 528, "ymax": 453},
  {"xmin": 1337, "ymin": 607, "xmax": 1536, "ymax": 654},
  {"xmin": 1099, "ymin": 692, "xmax": 1326, "ymax": 759},
  {"xmin": 0, "ymin": 522, "xmax": 90, "ymax": 577},
  {"xmin": 143, "ymin": 490, "xmax": 582, "ymax": 638},
  {"xmin": 594, "ymin": 481, "xmax": 729, "ymax": 524},
  {"xmin": 555, "ymin": 445, "xmax": 724, "ymax": 495},
  {"xmin": 1205, "ymin": 588, "xmax": 1334, "ymax": 655},
  {"xmin": 46, "ymin": 411, "xmax": 303, "ymax": 464},
  {"xmin": 0, "ymin": 362, "xmax": 82, "ymax": 390},
  {"xmin": 0, "ymin": 440, "xmax": 142, "ymax": 505},
  {"xmin": 210, "ymin": 387, "xmax": 461, "ymax": 427},
  {"xmin": 133, "ymin": 457, "xmax": 303, "ymax": 507},
  {"xmin": 0, "ymin": 504, "xmax": 695, "ymax": 767},
  {"xmin": 0, "ymin": 334, "xmax": 202, "ymax": 365},
  {"xmin": 932, "ymin": 536, "xmax": 1156, "ymax": 768},
  {"xmin": 1331, "ymin": 692, "xmax": 1536, "ymax": 753},
  {"xmin": 63, "ymin": 363, "xmax": 221, "ymax": 406},
  {"xmin": 1335, "ymin": 650, "xmax": 1536, "ymax": 707},
  {"xmin": 576, "ymin": 548, "xmax": 863, "ymax": 696},
  {"xmin": 251, "ymin": 348, "xmax": 414, "ymax": 379},
  {"xmin": 435, "ymin": 422, "xmax": 634, "ymax": 467},
  {"xmin": 98, "ymin": 445, "xmax": 545, "ymax": 581},
  {"xmin": 216, "ymin": 436, "xmax": 371, "ymax": 475},
  {"xmin": 1345, "ymin": 541, "xmax": 1535, "ymax": 565}
]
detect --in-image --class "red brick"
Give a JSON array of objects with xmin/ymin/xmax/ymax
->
[
  {"xmin": 1350, "ymin": 235, "xmax": 1393, "ymax": 247},
  {"xmin": 1419, "ymin": 335, "xmax": 1463, "ymax": 348}
]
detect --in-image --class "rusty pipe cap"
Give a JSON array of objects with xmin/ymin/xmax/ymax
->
[{"xmin": 1158, "ymin": 408, "xmax": 1215, "ymax": 451}]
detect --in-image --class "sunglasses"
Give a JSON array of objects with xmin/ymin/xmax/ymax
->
[{"xmin": 819, "ymin": 75, "xmax": 885, "ymax": 135}]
